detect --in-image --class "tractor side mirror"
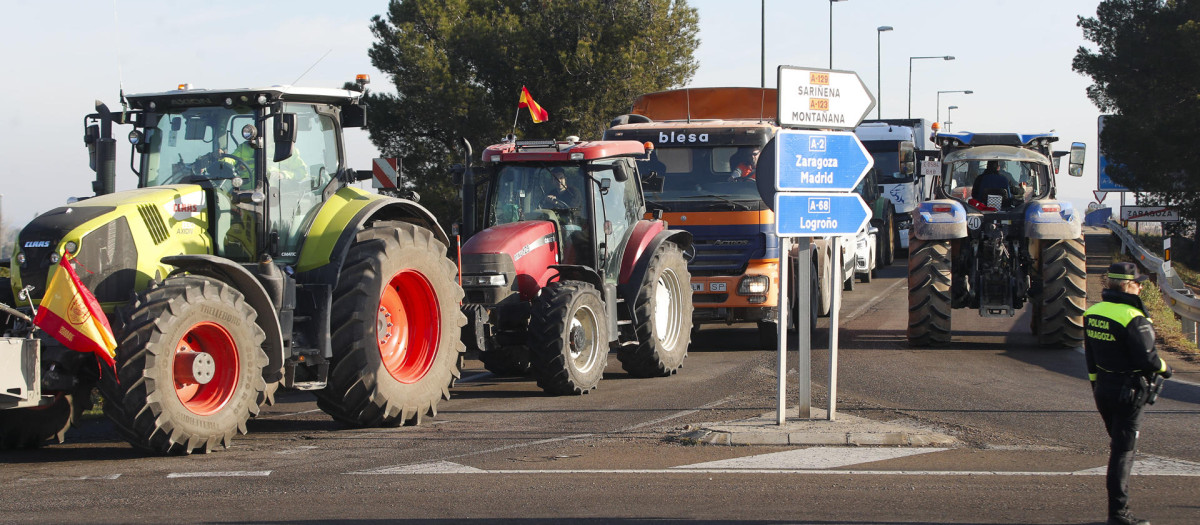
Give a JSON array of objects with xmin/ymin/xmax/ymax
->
[
  {"xmin": 1068, "ymin": 142, "xmax": 1086, "ymax": 177},
  {"xmin": 341, "ymin": 104, "xmax": 367, "ymax": 129},
  {"xmin": 273, "ymin": 112, "xmax": 297, "ymax": 163},
  {"xmin": 85, "ymin": 124, "xmax": 100, "ymax": 171},
  {"xmin": 612, "ymin": 162, "xmax": 630, "ymax": 182}
]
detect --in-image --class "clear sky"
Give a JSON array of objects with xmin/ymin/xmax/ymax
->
[{"xmin": 1, "ymin": 0, "xmax": 1108, "ymax": 227}]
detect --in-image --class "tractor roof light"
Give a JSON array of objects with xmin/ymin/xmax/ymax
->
[
  {"xmin": 569, "ymin": 152, "xmax": 584, "ymax": 160},
  {"xmin": 177, "ymin": 83, "xmax": 192, "ymax": 91},
  {"xmin": 356, "ymin": 74, "xmax": 370, "ymax": 86},
  {"xmin": 127, "ymin": 130, "xmax": 143, "ymax": 145},
  {"xmin": 256, "ymin": 94, "xmax": 269, "ymax": 105}
]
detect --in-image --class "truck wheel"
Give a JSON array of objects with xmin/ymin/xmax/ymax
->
[
  {"xmin": 316, "ymin": 223, "xmax": 465, "ymax": 427},
  {"xmin": 817, "ymin": 246, "xmax": 833, "ymax": 317},
  {"xmin": 907, "ymin": 236, "xmax": 952, "ymax": 346},
  {"xmin": 1037, "ymin": 238, "xmax": 1086, "ymax": 347},
  {"xmin": 843, "ymin": 251, "xmax": 855, "ymax": 291},
  {"xmin": 619, "ymin": 242, "xmax": 692, "ymax": 377},
  {"xmin": 100, "ymin": 276, "xmax": 267, "ymax": 454},
  {"xmin": 480, "ymin": 345, "xmax": 532, "ymax": 377},
  {"xmin": 0, "ymin": 386, "xmax": 90, "ymax": 449},
  {"xmin": 530, "ymin": 281, "xmax": 608, "ymax": 395}
]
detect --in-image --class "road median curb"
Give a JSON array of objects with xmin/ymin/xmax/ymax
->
[{"xmin": 680, "ymin": 408, "xmax": 958, "ymax": 447}]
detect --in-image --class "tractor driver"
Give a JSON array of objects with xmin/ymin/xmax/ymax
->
[
  {"xmin": 971, "ymin": 160, "xmax": 1016, "ymax": 204},
  {"xmin": 541, "ymin": 167, "xmax": 581, "ymax": 208}
]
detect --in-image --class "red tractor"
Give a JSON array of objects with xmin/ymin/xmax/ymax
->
[{"xmin": 456, "ymin": 138, "xmax": 693, "ymax": 395}]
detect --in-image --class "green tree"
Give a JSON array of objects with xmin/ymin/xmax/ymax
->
[
  {"xmin": 1073, "ymin": 0, "xmax": 1200, "ymax": 228},
  {"xmin": 364, "ymin": 0, "xmax": 700, "ymax": 229}
]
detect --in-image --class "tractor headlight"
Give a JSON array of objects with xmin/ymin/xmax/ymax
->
[
  {"xmin": 738, "ymin": 275, "xmax": 769, "ymax": 295},
  {"xmin": 16, "ymin": 253, "xmax": 25, "ymax": 265},
  {"xmin": 49, "ymin": 253, "xmax": 60, "ymax": 264},
  {"xmin": 64, "ymin": 241, "xmax": 78, "ymax": 255},
  {"xmin": 464, "ymin": 274, "xmax": 507, "ymax": 287}
]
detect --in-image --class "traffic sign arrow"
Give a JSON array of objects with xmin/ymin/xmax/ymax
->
[
  {"xmin": 774, "ymin": 130, "xmax": 873, "ymax": 192},
  {"xmin": 774, "ymin": 193, "xmax": 871, "ymax": 237},
  {"xmin": 777, "ymin": 66, "xmax": 876, "ymax": 130}
]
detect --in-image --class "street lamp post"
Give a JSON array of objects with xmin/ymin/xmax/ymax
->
[
  {"xmin": 936, "ymin": 90, "xmax": 973, "ymax": 127},
  {"xmin": 829, "ymin": 0, "xmax": 847, "ymax": 69},
  {"xmin": 876, "ymin": 26, "xmax": 893, "ymax": 119},
  {"xmin": 908, "ymin": 55, "xmax": 955, "ymax": 118},
  {"xmin": 946, "ymin": 105, "xmax": 958, "ymax": 132}
]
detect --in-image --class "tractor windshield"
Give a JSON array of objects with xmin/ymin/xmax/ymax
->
[
  {"xmin": 635, "ymin": 146, "xmax": 765, "ymax": 211},
  {"xmin": 141, "ymin": 106, "xmax": 258, "ymax": 188},
  {"xmin": 485, "ymin": 163, "xmax": 590, "ymax": 230},
  {"xmin": 944, "ymin": 158, "xmax": 1049, "ymax": 206}
]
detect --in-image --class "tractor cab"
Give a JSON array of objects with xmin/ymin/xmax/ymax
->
[
  {"xmin": 114, "ymin": 77, "xmax": 370, "ymax": 264},
  {"xmin": 464, "ymin": 138, "xmax": 648, "ymax": 301},
  {"xmin": 933, "ymin": 133, "xmax": 1058, "ymax": 212}
]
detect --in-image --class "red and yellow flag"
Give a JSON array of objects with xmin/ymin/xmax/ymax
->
[
  {"xmin": 518, "ymin": 86, "xmax": 549, "ymax": 123},
  {"xmin": 33, "ymin": 256, "xmax": 117, "ymax": 369}
]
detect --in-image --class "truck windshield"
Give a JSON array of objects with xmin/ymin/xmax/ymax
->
[
  {"xmin": 141, "ymin": 106, "xmax": 258, "ymax": 188},
  {"xmin": 635, "ymin": 146, "xmax": 763, "ymax": 207},
  {"xmin": 864, "ymin": 141, "xmax": 915, "ymax": 185}
]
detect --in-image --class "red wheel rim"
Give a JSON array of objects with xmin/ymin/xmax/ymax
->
[
  {"xmin": 173, "ymin": 322, "xmax": 239, "ymax": 416},
  {"xmin": 376, "ymin": 270, "xmax": 440, "ymax": 384}
]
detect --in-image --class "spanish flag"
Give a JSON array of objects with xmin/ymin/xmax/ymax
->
[
  {"xmin": 33, "ymin": 256, "xmax": 117, "ymax": 369},
  {"xmin": 518, "ymin": 86, "xmax": 549, "ymax": 123}
]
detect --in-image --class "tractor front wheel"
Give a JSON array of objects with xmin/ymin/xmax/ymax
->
[
  {"xmin": 101, "ymin": 276, "xmax": 267, "ymax": 454},
  {"xmin": 530, "ymin": 281, "xmax": 609, "ymax": 395},
  {"xmin": 316, "ymin": 223, "xmax": 465, "ymax": 427},
  {"xmin": 619, "ymin": 242, "xmax": 692, "ymax": 377}
]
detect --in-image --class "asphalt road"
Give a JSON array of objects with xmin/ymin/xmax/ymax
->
[{"xmin": 3, "ymin": 228, "xmax": 1199, "ymax": 524}]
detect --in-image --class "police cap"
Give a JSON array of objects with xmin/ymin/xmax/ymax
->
[{"xmin": 1107, "ymin": 262, "xmax": 1149, "ymax": 282}]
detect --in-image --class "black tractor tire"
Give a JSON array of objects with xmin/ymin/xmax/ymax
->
[
  {"xmin": 619, "ymin": 242, "xmax": 692, "ymax": 377},
  {"xmin": 1036, "ymin": 238, "xmax": 1087, "ymax": 347},
  {"xmin": 316, "ymin": 223, "xmax": 465, "ymax": 427},
  {"xmin": 0, "ymin": 385, "xmax": 92, "ymax": 450},
  {"xmin": 100, "ymin": 275, "xmax": 267, "ymax": 454},
  {"xmin": 480, "ymin": 345, "xmax": 533, "ymax": 377},
  {"xmin": 907, "ymin": 235, "xmax": 953, "ymax": 347},
  {"xmin": 530, "ymin": 281, "xmax": 609, "ymax": 395},
  {"xmin": 878, "ymin": 208, "xmax": 897, "ymax": 266}
]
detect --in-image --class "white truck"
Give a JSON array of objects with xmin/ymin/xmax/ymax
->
[{"xmin": 854, "ymin": 119, "xmax": 932, "ymax": 258}]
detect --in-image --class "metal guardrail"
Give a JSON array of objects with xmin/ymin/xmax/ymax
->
[{"xmin": 1107, "ymin": 218, "xmax": 1200, "ymax": 342}]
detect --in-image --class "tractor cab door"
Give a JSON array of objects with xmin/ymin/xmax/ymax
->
[
  {"xmin": 265, "ymin": 103, "xmax": 340, "ymax": 264},
  {"xmin": 590, "ymin": 159, "xmax": 642, "ymax": 285}
]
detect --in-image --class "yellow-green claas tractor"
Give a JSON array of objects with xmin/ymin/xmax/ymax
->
[{"xmin": 0, "ymin": 76, "xmax": 465, "ymax": 454}]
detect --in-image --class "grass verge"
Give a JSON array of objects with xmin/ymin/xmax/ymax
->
[{"xmin": 1114, "ymin": 250, "xmax": 1200, "ymax": 360}]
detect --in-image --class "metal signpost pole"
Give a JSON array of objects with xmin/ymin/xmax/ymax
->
[
  {"xmin": 827, "ymin": 238, "xmax": 840, "ymax": 421},
  {"xmin": 776, "ymin": 236, "xmax": 789, "ymax": 424},
  {"xmin": 796, "ymin": 237, "xmax": 811, "ymax": 419}
]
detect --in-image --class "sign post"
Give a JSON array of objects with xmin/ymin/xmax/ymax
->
[{"xmin": 767, "ymin": 66, "xmax": 874, "ymax": 424}]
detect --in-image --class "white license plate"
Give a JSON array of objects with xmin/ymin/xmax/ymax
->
[
  {"xmin": 690, "ymin": 283, "xmax": 703, "ymax": 292},
  {"xmin": 710, "ymin": 282, "xmax": 727, "ymax": 292}
]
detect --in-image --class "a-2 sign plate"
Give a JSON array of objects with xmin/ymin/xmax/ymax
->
[
  {"xmin": 775, "ymin": 129, "xmax": 873, "ymax": 192},
  {"xmin": 774, "ymin": 193, "xmax": 871, "ymax": 238},
  {"xmin": 777, "ymin": 66, "xmax": 876, "ymax": 130}
]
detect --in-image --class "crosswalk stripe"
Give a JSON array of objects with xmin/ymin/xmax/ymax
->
[
  {"xmin": 166, "ymin": 471, "xmax": 272, "ymax": 478},
  {"xmin": 672, "ymin": 447, "xmax": 947, "ymax": 470}
]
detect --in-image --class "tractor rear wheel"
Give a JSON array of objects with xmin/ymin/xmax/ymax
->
[
  {"xmin": 480, "ymin": 345, "xmax": 532, "ymax": 377},
  {"xmin": 907, "ymin": 235, "xmax": 953, "ymax": 346},
  {"xmin": 316, "ymin": 223, "xmax": 465, "ymax": 427},
  {"xmin": 619, "ymin": 242, "xmax": 692, "ymax": 377},
  {"xmin": 1037, "ymin": 238, "xmax": 1087, "ymax": 347},
  {"xmin": 530, "ymin": 281, "xmax": 609, "ymax": 395},
  {"xmin": 101, "ymin": 276, "xmax": 267, "ymax": 454}
]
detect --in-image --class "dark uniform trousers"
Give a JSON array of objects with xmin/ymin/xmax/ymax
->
[{"xmin": 1093, "ymin": 372, "xmax": 1149, "ymax": 515}]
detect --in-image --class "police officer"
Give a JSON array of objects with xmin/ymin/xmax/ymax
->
[{"xmin": 1084, "ymin": 262, "xmax": 1174, "ymax": 525}]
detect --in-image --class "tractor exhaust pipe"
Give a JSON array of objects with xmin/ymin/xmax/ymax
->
[
  {"xmin": 88, "ymin": 101, "xmax": 118, "ymax": 196},
  {"xmin": 458, "ymin": 137, "xmax": 475, "ymax": 239}
]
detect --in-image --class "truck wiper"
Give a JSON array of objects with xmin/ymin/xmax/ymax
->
[{"xmin": 677, "ymin": 194, "xmax": 753, "ymax": 211}]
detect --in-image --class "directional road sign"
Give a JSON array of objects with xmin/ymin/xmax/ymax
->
[
  {"xmin": 774, "ymin": 129, "xmax": 873, "ymax": 192},
  {"xmin": 1121, "ymin": 206, "xmax": 1179, "ymax": 222},
  {"xmin": 1097, "ymin": 115, "xmax": 1130, "ymax": 192},
  {"xmin": 774, "ymin": 193, "xmax": 871, "ymax": 237},
  {"xmin": 777, "ymin": 66, "xmax": 876, "ymax": 130}
]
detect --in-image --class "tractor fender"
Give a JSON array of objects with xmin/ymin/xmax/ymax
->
[
  {"xmin": 296, "ymin": 187, "xmax": 448, "ymax": 276},
  {"xmin": 616, "ymin": 228, "xmax": 692, "ymax": 328},
  {"xmin": 162, "ymin": 254, "xmax": 285, "ymax": 384},
  {"xmin": 618, "ymin": 220, "xmax": 693, "ymax": 285},
  {"xmin": 1024, "ymin": 200, "xmax": 1082, "ymax": 240},
  {"xmin": 912, "ymin": 199, "xmax": 968, "ymax": 240}
]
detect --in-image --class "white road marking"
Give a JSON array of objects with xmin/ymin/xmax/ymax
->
[
  {"xmin": 256, "ymin": 408, "xmax": 323, "ymax": 420},
  {"xmin": 353, "ymin": 460, "xmax": 486, "ymax": 475},
  {"xmin": 671, "ymin": 447, "xmax": 948, "ymax": 470},
  {"xmin": 19, "ymin": 474, "xmax": 121, "ymax": 482},
  {"xmin": 275, "ymin": 446, "xmax": 319, "ymax": 455},
  {"xmin": 1073, "ymin": 454, "xmax": 1200, "ymax": 476},
  {"xmin": 166, "ymin": 471, "xmax": 272, "ymax": 478}
]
